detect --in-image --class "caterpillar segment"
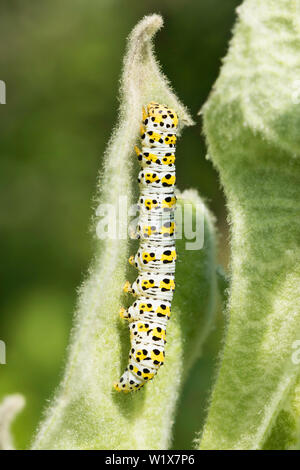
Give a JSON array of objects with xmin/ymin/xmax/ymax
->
[
  {"xmin": 114, "ymin": 102, "xmax": 178, "ymax": 393},
  {"xmin": 119, "ymin": 298, "xmax": 171, "ymax": 323},
  {"xmin": 138, "ymin": 193, "xmax": 176, "ymax": 214},
  {"xmin": 135, "ymin": 146, "xmax": 175, "ymax": 170},
  {"xmin": 141, "ymin": 127, "xmax": 176, "ymax": 149},
  {"xmin": 125, "ymin": 272, "xmax": 175, "ymax": 301},
  {"xmin": 129, "ymin": 244, "xmax": 176, "ymax": 273},
  {"xmin": 138, "ymin": 169, "xmax": 176, "ymax": 190},
  {"xmin": 136, "ymin": 214, "xmax": 176, "ymax": 242}
]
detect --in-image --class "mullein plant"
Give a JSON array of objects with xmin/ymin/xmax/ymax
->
[
  {"xmin": 2, "ymin": 0, "xmax": 299, "ymax": 450},
  {"xmin": 26, "ymin": 15, "xmax": 217, "ymax": 449}
]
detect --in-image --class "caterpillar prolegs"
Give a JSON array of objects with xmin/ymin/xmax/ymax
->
[{"xmin": 114, "ymin": 102, "xmax": 178, "ymax": 393}]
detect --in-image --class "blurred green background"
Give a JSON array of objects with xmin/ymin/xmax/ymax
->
[{"xmin": 0, "ymin": 0, "xmax": 239, "ymax": 449}]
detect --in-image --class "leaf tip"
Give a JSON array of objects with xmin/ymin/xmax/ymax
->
[{"xmin": 129, "ymin": 13, "xmax": 163, "ymax": 44}]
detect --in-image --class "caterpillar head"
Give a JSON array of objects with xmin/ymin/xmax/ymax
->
[{"xmin": 146, "ymin": 102, "xmax": 178, "ymax": 129}]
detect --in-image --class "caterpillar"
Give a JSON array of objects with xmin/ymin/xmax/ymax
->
[{"xmin": 114, "ymin": 102, "xmax": 178, "ymax": 393}]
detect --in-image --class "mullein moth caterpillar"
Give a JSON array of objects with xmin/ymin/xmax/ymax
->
[{"xmin": 114, "ymin": 102, "xmax": 178, "ymax": 393}]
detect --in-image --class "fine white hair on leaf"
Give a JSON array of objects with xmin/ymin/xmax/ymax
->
[{"xmin": 0, "ymin": 394, "xmax": 25, "ymax": 450}]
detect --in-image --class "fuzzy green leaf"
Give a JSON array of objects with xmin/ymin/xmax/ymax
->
[
  {"xmin": 263, "ymin": 376, "xmax": 300, "ymax": 450},
  {"xmin": 198, "ymin": 0, "xmax": 300, "ymax": 450},
  {"xmin": 32, "ymin": 15, "xmax": 217, "ymax": 450}
]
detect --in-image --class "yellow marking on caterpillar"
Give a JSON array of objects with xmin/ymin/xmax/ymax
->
[
  {"xmin": 159, "ymin": 278, "xmax": 175, "ymax": 291},
  {"xmin": 128, "ymin": 255, "xmax": 135, "ymax": 266},
  {"xmin": 144, "ymin": 199, "xmax": 158, "ymax": 210},
  {"xmin": 156, "ymin": 305, "xmax": 171, "ymax": 318},
  {"xmin": 119, "ymin": 307, "xmax": 127, "ymax": 319},
  {"xmin": 123, "ymin": 281, "xmax": 132, "ymax": 293},
  {"xmin": 161, "ymin": 250, "xmax": 176, "ymax": 263},
  {"xmin": 161, "ymin": 174, "xmax": 176, "ymax": 186}
]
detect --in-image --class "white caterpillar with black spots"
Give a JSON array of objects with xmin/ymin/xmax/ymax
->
[{"xmin": 114, "ymin": 102, "xmax": 178, "ymax": 393}]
